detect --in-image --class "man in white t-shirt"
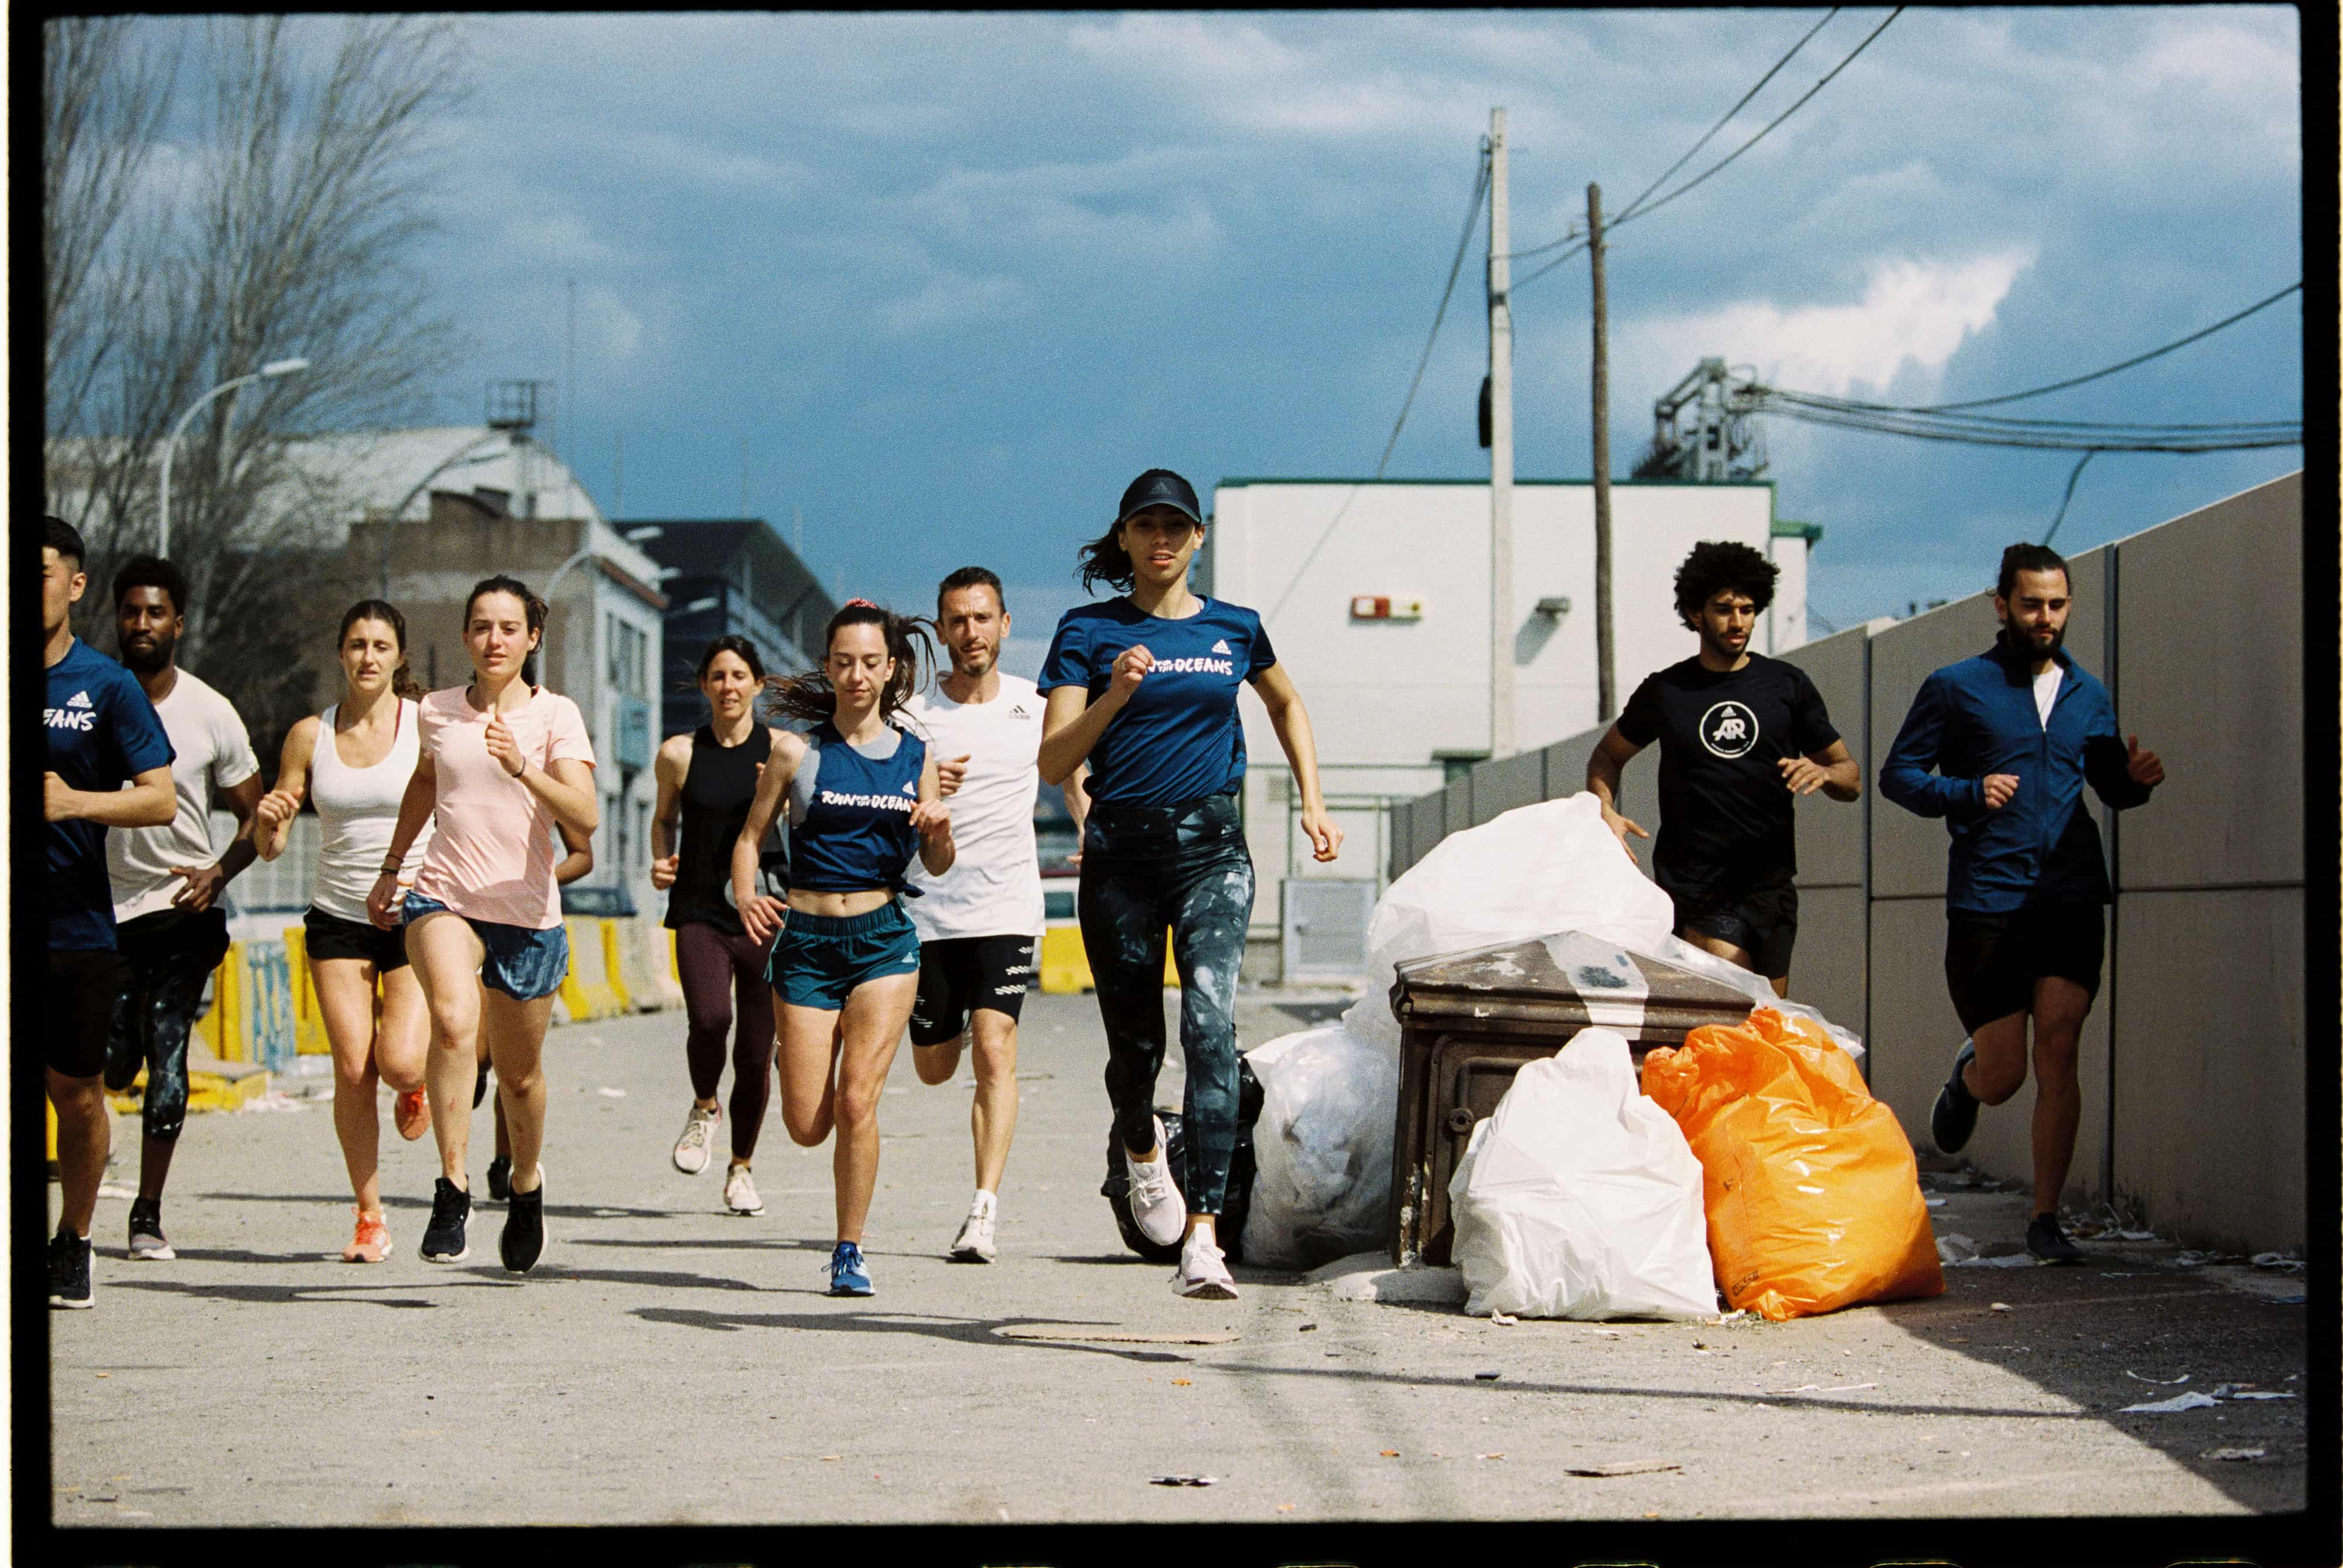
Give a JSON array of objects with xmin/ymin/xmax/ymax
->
[
  {"xmin": 101, "ymin": 559, "xmax": 265, "ymax": 1263},
  {"xmin": 902, "ymin": 567, "xmax": 1088, "ymax": 1262}
]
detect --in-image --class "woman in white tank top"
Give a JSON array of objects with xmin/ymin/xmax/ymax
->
[{"xmin": 255, "ymin": 601, "xmax": 435, "ymax": 1263}]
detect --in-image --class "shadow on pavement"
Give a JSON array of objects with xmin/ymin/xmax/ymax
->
[
  {"xmin": 195, "ymin": 1190, "xmax": 696, "ymax": 1221},
  {"xmin": 631, "ymin": 1305, "xmax": 1196, "ymax": 1363}
]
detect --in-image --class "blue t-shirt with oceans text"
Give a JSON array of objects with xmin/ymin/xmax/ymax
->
[
  {"xmin": 1037, "ymin": 597, "xmax": 1276, "ymax": 807},
  {"xmin": 46, "ymin": 638, "xmax": 175, "ymax": 950}
]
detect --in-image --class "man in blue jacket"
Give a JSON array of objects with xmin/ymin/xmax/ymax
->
[{"xmin": 1879, "ymin": 543, "xmax": 2163, "ymax": 1263}]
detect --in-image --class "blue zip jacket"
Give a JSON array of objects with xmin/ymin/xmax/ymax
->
[{"xmin": 1879, "ymin": 636, "xmax": 2154, "ymax": 914}]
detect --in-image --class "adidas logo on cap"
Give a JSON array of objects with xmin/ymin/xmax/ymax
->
[
  {"xmin": 1210, "ymin": 640, "xmax": 1231, "ymax": 655},
  {"xmin": 67, "ymin": 690, "xmax": 94, "ymax": 710}
]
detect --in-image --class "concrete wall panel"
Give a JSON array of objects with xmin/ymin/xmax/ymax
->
[
  {"xmin": 2114, "ymin": 474, "xmax": 2304, "ymax": 891},
  {"xmin": 1386, "ymin": 799, "xmax": 1414, "ymax": 882},
  {"xmin": 2110, "ymin": 887, "xmax": 2304, "ymax": 1251},
  {"xmin": 1868, "ymin": 594, "xmax": 2002, "ymax": 899},
  {"xmin": 1473, "ymin": 747, "xmax": 1546, "ymax": 825},
  {"xmin": 1409, "ymin": 787, "xmax": 1447, "ymax": 872},
  {"xmin": 1864, "ymin": 899, "xmax": 2109, "ymax": 1210},
  {"xmin": 1780, "ymin": 624, "xmax": 1870, "ymax": 890},
  {"xmin": 1442, "ymin": 777, "xmax": 1474, "ymax": 839},
  {"xmin": 1789, "ymin": 883, "xmax": 1866, "ymax": 1043}
]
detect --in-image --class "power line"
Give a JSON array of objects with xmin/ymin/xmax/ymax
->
[
  {"xmin": 1918, "ymin": 281, "xmax": 2301, "ymax": 412},
  {"xmin": 1372, "ymin": 152, "xmax": 1492, "ymax": 477},
  {"xmin": 1611, "ymin": 8, "xmax": 1842, "ymax": 228},
  {"xmin": 1613, "ymin": 7, "xmax": 1903, "ymax": 233},
  {"xmin": 1500, "ymin": 9, "xmax": 1840, "ymax": 268},
  {"xmin": 1265, "ymin": 149, "xmax": 1490, "ymax": 625}
]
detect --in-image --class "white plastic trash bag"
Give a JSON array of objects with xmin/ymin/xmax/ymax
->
[
  {"xmin": 1344, "ymin": 795, "xmax": 1675, "ymax": 1054},
  {"xmin": 1449, "ymin": 1026, "xmax": 1719, "ymax": 1321},
  {"xmin": 1241, "ymin": 1024, "xmax": 1401, "ymax": 1269}
]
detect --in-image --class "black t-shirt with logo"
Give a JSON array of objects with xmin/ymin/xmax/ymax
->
[{"xmin": 1614, "ymin": 653, "xmax": 1839, "ymax": 900}]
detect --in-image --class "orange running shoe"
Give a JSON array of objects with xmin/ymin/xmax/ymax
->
[
  {"xmin": 342, "ymin": 1209, "xmax": 392, "ymax": 1263},
  {"xmin": 394, "ymin": 1088, "xmax": 431, "ymax": 1141}
]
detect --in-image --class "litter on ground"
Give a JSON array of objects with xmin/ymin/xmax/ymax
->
[
  {"xmin": 1565, "ymin": 1460, "xmax": 1683, "ymax": 1478},
  {"xmin": 2124, "ymin": 1370, "xmax": 2190, "ymax": 1385},
  {"xmin": 2120, "ymin": 1392, "xmax": 2219, "ymax": 1414}
]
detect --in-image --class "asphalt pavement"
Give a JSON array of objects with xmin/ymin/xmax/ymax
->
[{"xmin": 46, "ymin": 986, "xmax": 2309, "ymax": 1529}]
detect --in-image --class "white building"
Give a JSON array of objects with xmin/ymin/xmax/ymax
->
[
  {"xmin": 1198, "ymin": 476, "xmax": 1816, "ymax": 980},
  {"xmin": 175, "ymin": 426, "xmax": 670, "ymax": 928}
]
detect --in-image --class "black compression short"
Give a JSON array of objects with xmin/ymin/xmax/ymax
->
[{"xmin": 909, "ymin": 935, "xmax": 1039, "ymax": 1047}]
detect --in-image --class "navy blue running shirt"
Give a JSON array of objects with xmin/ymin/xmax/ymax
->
[
  {"xmin": 1038, "ymin": 597, "xmax": 1276, "ymax": 807},
  {"xmin": 787, "ymin": 720, "xmax": 929, "ymax": 893},
  {"xmin": 46, "ymin": 637, "xmax": 175, "ymax": 950}
]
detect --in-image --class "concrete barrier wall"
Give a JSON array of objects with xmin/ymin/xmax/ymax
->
[{"xmin": 1382, "ymin": 472, "xmax": 2305, "ymax": 1253}]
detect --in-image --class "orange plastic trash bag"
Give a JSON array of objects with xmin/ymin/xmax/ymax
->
[{"xmin": 1641, "ymin": 1006, "xmax": 1944, "ymax": 1320}]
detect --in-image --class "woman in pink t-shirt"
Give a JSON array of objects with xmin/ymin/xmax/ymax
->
[{"xmin": 368, "ymin": 575, "xmax": 598, "ymax": 1276}]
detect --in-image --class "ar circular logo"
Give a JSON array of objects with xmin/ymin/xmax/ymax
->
[{"xmin": 1699, "ymin": 699, "xmax": 1760, "ymax": 759}]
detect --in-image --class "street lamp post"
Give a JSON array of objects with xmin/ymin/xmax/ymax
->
[{"xmin": 157, "ymin": 357, "xmax": 309, "ymax": 559}]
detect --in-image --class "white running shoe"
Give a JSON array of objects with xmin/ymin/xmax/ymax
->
[
  {"xmin": 672, "ymin": 1103, "xmax": 720, "ymax": 1175},
  {"xmin": 950, "ymin": 1202, "xmax": 997, "ymax": 1263},
  {"xmin": 1172, "ymin": 1228, "xmax": 1238, "ymax": 1300},
  {"xmin": 1123, "ymin": 1116, "xmax": 1186, "ymax": 1247},
  {"xmin": 723, "ymin": 1163, "xmax": 764, "ymax": 1215}
]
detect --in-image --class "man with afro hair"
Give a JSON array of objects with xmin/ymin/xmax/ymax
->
[{"xmin": 1586, "ymin": 539, "xmax": 1859, "ymax": 995}]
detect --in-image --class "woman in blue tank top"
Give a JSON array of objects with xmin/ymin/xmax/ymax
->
[
  {"xmin": 733, "ymin": 600, "xmax": 954, "ymax": 1296},
  {"xmin": 1038, "ymin": 469, "xmax": 1345, "ymax": 1302}
]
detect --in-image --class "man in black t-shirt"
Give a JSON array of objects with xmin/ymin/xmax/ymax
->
[{"xmin": 1585, "ymin": 541, "xmax": 1859, "ymax": 995}]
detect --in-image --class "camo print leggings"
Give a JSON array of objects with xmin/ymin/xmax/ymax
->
[
  {"xmin": 1078, "ymin": 792, "xmax": 1255, "ymax": 1215},
  {"xmin": 104, "ymin": 907, "xmax": 231, "ymax": 1143}
]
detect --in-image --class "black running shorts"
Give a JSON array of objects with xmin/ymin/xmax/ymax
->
[
  {"xmin": 1944, "ymin": 900, "xmax": 2105, "ymax": 1035},
  {"xmin": 909, "ymin": 934, "xmax": 1039, "ymax": 1048},
  {"xmin": 46, "ymin": 948, "xmax": 134, "ymax": 1078},
  {"xmin": 303, "ymin": 906, "xmax": 411, "ymax": 972},
  {"xmin": 1666, "ymin": 876, "xmax": 1799, "ymax": 981}
]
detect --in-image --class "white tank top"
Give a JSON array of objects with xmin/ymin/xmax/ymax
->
[{"xmin": 309, "ymin": 698, "xmax": 432, "ymax": 924}]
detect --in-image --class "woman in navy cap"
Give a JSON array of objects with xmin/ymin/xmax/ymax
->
[{"xmin": 1037, "ymin": 468, "xmax": 1343, "ymax": 1300}]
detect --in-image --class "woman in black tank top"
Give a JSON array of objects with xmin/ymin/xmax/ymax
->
[{"xmin": 649, "ymin": 636, "xmax": 789, "ymax": 1215}]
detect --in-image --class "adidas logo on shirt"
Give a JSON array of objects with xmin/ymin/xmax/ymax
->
[
  {"xmin": 47, "ymin": 690, "xmax": 99, "ymax": 731},
  {"xmin": 901, "ymin": 780, "xmax": 917, "ymax": 796},
  {"xmin": 67, "ymin": 690, "xmax": 94, "ymax": 710},
  {"xmin": 1211, "ymin": 640, "xmax": 1231, "ymax": 655}
]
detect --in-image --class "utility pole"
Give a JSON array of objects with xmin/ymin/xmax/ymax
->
[
  {"xmin": 1588, "ymin": 181, "xmax": 1616, "ymax": 723},
  {"xmin": 1486, "ymin": 108, "xmax": 1515, "ymax": 760}
]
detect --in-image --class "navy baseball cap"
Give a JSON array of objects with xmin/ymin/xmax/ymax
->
[{"xmin": 1115, "ymin": 469, "xmax": 1203, "ymax": 527}]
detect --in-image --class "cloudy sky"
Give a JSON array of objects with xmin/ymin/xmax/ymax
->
[{"xmin": 171, "ymin": 10, "xmax": 2311, "ymax": 669}]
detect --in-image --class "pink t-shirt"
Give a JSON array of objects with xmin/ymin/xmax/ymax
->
[{"xmin": 411, "ymin": 684, "xmax": 596, "ymax": 931}]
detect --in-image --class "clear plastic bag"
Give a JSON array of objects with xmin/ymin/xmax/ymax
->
[
  {"xmin": 1343, "ymin": 795, "xmax": 1676, "ymax": 1054},
  {"xmin": 1449, "ymin": 1027, "xmax": 1719, "ymax": 1321},
  {"xmin": 1241, "ymin": 1024, "xmax": 1401, "ymax": 1269}
]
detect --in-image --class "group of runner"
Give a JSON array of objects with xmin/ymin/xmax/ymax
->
[
  {"xmin": 1587, "ymin": 537, "xmax": 2163, "ymax": 1265},
  {"xmin": 43, "ymin": 466, "xmax": 1345, "ymax": 1307},
  {"xmin": 45, "ymin": 481, "xmax": 2161, "ymax": 1306}
]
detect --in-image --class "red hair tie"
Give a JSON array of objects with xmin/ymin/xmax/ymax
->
[{"xmin": 843, "ymin": 597, "xmax": 879, "ymax": 610}]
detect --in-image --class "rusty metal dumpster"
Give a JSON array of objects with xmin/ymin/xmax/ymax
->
[{"xmin": 1386, "ymin": 930, "xmax": 1757, "ymax": 1266}]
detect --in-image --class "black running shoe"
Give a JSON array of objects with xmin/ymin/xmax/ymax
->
[
  {"xmin": 127, "ymin": 1197, "xmax": 175, "ymax": 1260},
  {"xmin": 2026, "ymin": 1213, "xmax": 2085, "ymax": 1265},
  {"xmin": 487, "ymin": 1154, "xmax": 513, "ymax": 1202},
  {"xmin": 1929, "ymin": 1038, "xmax": 1980, "ymax": 1154},
  {"xmin": 500, "ymin": 1171, "xmax": 545, "ymax": 1273},
  {"xmin": 48, "ymin": 1230, "xmax": 94, "ymax": 1310},
  {"xmin": 420, "ymin": 1177, "xmax": 472, "ymax": 1263}
]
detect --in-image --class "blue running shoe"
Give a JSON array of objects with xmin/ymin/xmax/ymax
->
[{"xmin": 828, "ymin": 1240, "xmax": 873, "ymax": 1297}]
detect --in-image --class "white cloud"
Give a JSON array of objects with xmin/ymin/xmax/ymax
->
[
  {"xmin": 879, "ymin": 272, "xmax": 1028, "ymax": 338},
  {"xmin": 500, "ymin": 213, "xmax": 616, "ymax": 268},
  {"xmin": 583, "ymin": 286, "xmax": 644, "ymax": 363},
  {"xmin": 1630, "ymin": 250, "xmax": 2037, "ymax": 399}
]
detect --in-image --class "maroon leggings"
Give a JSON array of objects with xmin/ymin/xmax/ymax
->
[{"xmin": 674, "ymin": 922, "xmax": 778, "ymax": 1161}]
